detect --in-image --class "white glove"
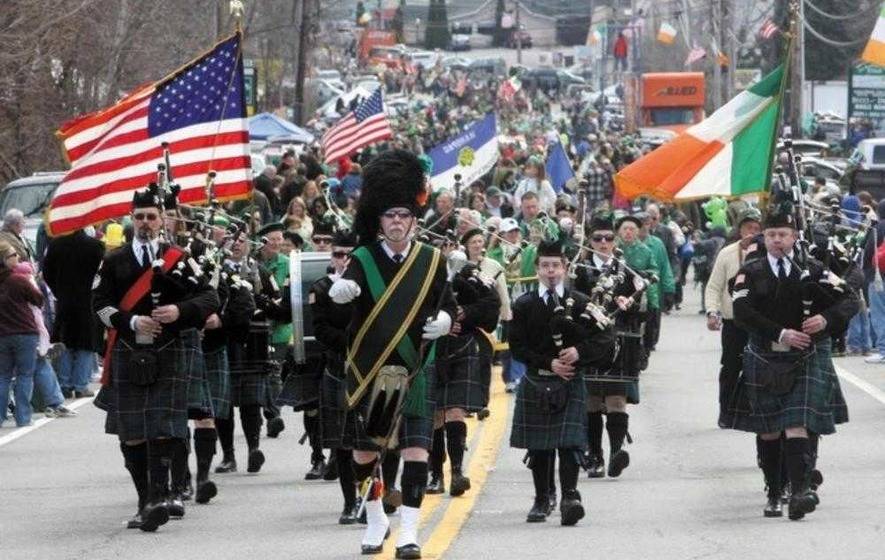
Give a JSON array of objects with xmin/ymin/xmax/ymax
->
[
  {"xmin": 329, "ymin": 278, "xmax": 361, "ymax": 304},
  {"xmin": 422, "ymin": 310, "xmax": 452, "ymax": 340}
]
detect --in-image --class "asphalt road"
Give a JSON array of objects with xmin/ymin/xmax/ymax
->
[{"xmin": 2, "ymin": 286, "xmax": 885, "ymax": 559}]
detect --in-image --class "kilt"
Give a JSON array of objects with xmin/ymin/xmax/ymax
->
[
  {"xmin": 434, "ymin": 334, "xmax": 492, "ymax": 412},
  {"xmin": 721, "ymin": 337, "xmax": 847, "ymax": 435},
  {"xmin": 110, "ymin": 337, "xmax": 190, "ymax": 441},
  {"xmin": 353, "ymin": 363, "xmax": 437, "ymax": 452},
  {"xmin": 93, "ymin": 384, "xmax": 118, "ymax": 435},
  {"xmin": 276, "ymin": 353, "xmax": 323, "ymax": 412},
  {"xmin": 181, "ymin": 329, "xmax": 213, "ymax": 420},
  {"xmin": 319, "ymin": 355, "xmax": 358, "ymax": 449},
  {"xmin": 510, "ymin": 373, "xmax": 588, "ymax": 450},
  {"xmin": 204, "ymin": 347, "xmax": 231, "ymax": 420},
  {"xmin": 585, "ymin": 375, "xmax": 640, "ymax": 404},
  {"xmin": 230, "ymin": 373, "xmax": 268, "ymax": 407}
]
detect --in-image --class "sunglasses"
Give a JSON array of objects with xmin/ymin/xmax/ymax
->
[
  {"xmin": 312, "ymin": 236, "xmax": 334, "ymax": 244},
  {"xmin": 592, "ymin": 234, "xmax": 615, "ymax": 242},
  {"xmin": 133, "ymin": 212, "xmax": 160, "ymax": 222},
  {"xmin": 382, "ymin": 210, "xmax": 414, "ymax": 220},
  {"xmin": 331, "ymin": 250, "xmax": 351, "ymax": 259}
]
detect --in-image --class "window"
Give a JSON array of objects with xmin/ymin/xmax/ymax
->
[
  {"xmin": 649, "ymin": 108, "xmax": 695, "ymax": 126},
  {"xmin": 872, "ymin": 145, "xmax": 885, "ymax": 165}
]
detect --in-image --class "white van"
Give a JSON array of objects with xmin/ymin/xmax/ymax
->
[{"xmin": 850, "ymin": 138, "xmax": 885, "ymax": 170}]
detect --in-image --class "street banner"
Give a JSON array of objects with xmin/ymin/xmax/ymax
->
[{"xmin": 428, "ymin": 113, "xmax": 498, "ymax": 192}]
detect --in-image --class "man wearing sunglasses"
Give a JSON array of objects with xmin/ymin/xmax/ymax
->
[
  {"xmin": 92, "ymin": 184, "xmax": 219, "ymax": 532},
  {"xmin": 329, "ymin": 150, "xmax": 455, "ymax": 559}
]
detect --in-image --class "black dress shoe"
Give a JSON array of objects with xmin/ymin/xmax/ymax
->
[
  {"xmin": 810, "ymin": 469, "xmax": 823, "ymax": 491},
  {"xmin": 586, "ymin": 454, "xmax": 605, "ymax": 478},
  {"xmin": 527, "ymin": 496, "xmax": 549, "ymax": 522},
  {"xmin": 215, "ymin": 456, "xmax": 237, "ymax": 474},
  {"xmin": 788, "ymin": 490, "xmax": 817, "ymax": 521},
  {"xmin": 426, "ymin": 473, "xmax": 445, "ymax": 494},
  {"xmin": 126, "ymin": 512, "xmax": 143, "ymax": 529},
  {"xmin": 339, "ymin": 504, "xmax": 358, "ymax": 525},
  {"xmin": 608, "ymin": 449, "xmax": 630, "ymax": 478},
  {"xmin": 395, "ymin": 543, "xmax": 422, "ymax": 559},
  {"xmin": 168, "ymin": 495, "xmax": 185, "ymax": 518},
  {"xmin": 449, "ymin": 473, "xmax": 471, "ymax": 497},
  {"xmin": 247, "ymin": 449, "xmax": 265, "ymax": 473},
  {"xmin": 764, "ymin": 496, "xmax": 783, "ymax": 517},
  {"xmin": 560, "ymin": 490, "xmax": 585, "ymax": 526},
  {"xmin": 138, "ymin": 501, "xmax": 170, "ymax": 532},
  {"xmin": 305, "ymin": 459, "xmax": 326, "ymax": 480},
  {"xmin": 195, "ymin": 480, "xmax": 217, "ymax": 504},
  {"xmin": 266, "ymin": 416, "xmax": 285, "ymax": 438},
  {"xmin": 323, "ymin": 456, "xmax": 339, "ymax": 481}
]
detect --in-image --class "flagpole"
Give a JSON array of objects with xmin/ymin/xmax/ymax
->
[{"xmin": 762, "ymin": 0, "xmax": 798, "ymax": 205}]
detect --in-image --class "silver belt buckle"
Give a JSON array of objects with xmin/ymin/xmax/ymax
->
[
  {"xmin": 771, "ymin": 342, "xmax": 790, "ymax": 352},
  {"xmin": 538, "ymin": 369, "xmax": 555, "ymax": 377}
]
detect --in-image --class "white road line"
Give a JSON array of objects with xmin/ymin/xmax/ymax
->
[
  {"xmin": 0, "ymin": 396, "xmax": 95, "ymax": 448},
  {"xmin": 833, "ymin": 364, "xmax": 885, "ymax": 407}
]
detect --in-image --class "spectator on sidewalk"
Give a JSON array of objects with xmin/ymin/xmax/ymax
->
[
  {"xmin": 0, "ymin": 241, "xmax": 44, "ymax": 427},
  {"xmin": 42, "ymin": 229, "xmax": 105, "ymax": 398},
  {"xmin": 0, "ymin": 209, "xmax": 35, "ymax": 263}
]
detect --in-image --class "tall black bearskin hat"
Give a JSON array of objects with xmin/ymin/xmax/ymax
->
[
  {"xmin": 353, "ymin": 149, "xmax": 429, "ymax": 244},
  {"xmin": 333, "ymin": 229, "xmax": 358, "ymax": 247},
  {"xmin": 589, "ymin": 213, "xmax": 615, "ymax": 233},
  {"xmin": 537, "ymin": 238, "xmax": 565, "ymax": 258}
]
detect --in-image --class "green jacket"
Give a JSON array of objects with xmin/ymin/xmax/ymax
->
[
  {"xmin": 261, "ymin": 252, "xmax": 292, "ymax": 344},
  {"xmin": 643, "ymin": 234, "xmax": 676, "ymax": 300},
  {"xmin": 487, "ymin": 243, "xmax": 537, "ymax": 282},
  {"xmin": 619, "ymin": 239, "xmax": 661, "ymax": 309}
]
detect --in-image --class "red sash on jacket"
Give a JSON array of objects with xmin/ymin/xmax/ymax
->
[{"xmin": 100, "ymin": 247, "xmax": 183, "ymax": 386}]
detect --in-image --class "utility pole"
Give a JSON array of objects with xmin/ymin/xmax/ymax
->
[
  {"xmin": 293, "ymin": 0, "xmax": 307, "ymax": 125},
  {"xmin": 711, "ymin": 1, "xmax": 722, "ymax": 110},
  {"xmin": 788, "ymin": 0, "xmax": 802, "ymax": 135},
  {"xmin": 515, "ymin": 0, "xmax": 522, "ymax": 65}
]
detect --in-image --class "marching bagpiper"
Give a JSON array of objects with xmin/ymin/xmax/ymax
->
[
  {"xmin": 329, "ymin": 149, "xmax": 456, "ymax": 558},
  {"xmin": 92, "ymin": 184, "xmax": 219, "ymax": 531},
  {"xmin": 509, "ymin": 238, "xmax": 613, "ymax": 526}
]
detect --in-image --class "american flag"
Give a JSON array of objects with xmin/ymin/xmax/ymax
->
[
  {"xmin": 759, "ymin": 19, "xmax": 779, "ymax": 40},
  {"xmin": 48, "ymin": 33, "xmax": 251, "ymax": 236},
  {"xmin": 321, "ymin": 88, "xmax": 392, "ymax": 164}
]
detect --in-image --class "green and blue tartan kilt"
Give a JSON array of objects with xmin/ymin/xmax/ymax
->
[
  {"xmin": 722, "ymin": 337, "xmax": 847, "ymax": 435},
  {"xmin": 110, "ymin": 337, "xmax": 190, "ymax": 441},
  {"xmin": 229, "ymin": 372, "xmax": 268, "ymax": 407},
  {"xmin": 93, "ymin": 384, "xmax": 118, "ymax": 435},
  {"xmin": 435, "ymin": 334, "xmax": 492, "ymax": 412},
  {"xmin": 181, "ymin": 329, "xmax": 214, "ymax": 420},
  {"xmin": 276, "ymin": 353, "xmax": 323, "ymax": 412},
  {"xmin": 510, "ymin": 372, "xmax": 588, "ymax": 450},
  {"xmin": 319, "ymin": 355, "xmax": 358, "ymax": 449},
  {"xmin": 204, "ymin": 347, "xmax": 231, "ymax": 420},
  {"xmin": 353, "ymin": 363, "xmax": 438, "ymax": 452}
]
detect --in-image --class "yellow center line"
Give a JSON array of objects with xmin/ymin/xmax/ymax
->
[{"xmin": 420, "ymin": 376, "xmax": 510, "ymax": 559}]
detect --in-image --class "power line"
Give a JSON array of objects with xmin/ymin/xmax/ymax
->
[
  {"xmin": 804, "ymin": 0, "xmax": 880, "ymax": 21},
  {"xmin": 803, "ymin": 19, "xmax": 870, "ymax": 48}
]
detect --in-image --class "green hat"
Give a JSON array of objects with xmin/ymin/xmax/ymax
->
[{"xmin": 418, "ymin": 154, "xmax": 434, "ymax": 175}]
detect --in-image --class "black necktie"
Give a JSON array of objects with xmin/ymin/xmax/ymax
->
[
  {"xmin": 777, "ymin": 257, "xmax": 787, "ymax": 282},
  {"xmin": 393, "ymin": 254, "xmax": 403, "ymax": 264},
  {"xmin": 545, "ymin": 289, "xmax": 557, "ymax": 312},
  {"xmin": 141, "ymin": 245, "xmax": 151, "ymax": 269}
]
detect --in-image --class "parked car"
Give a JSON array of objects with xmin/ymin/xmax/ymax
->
[
  {"xmin": 315, "ymin": 69, "xmax": 345, "ymax": 90},
  {"xmin": 407, "ymin": 50, "xmax": 442, "ymax": 69},
  {"xmin": 0, "ymin": 172, "xmax": 65, "ymax": 244},
  {"xmin": 468, "ymin": 57, "xmax": 507, "ymax": 78},
  {"xmin": 776, "ymin": 139, "xmax": 830, "ymax": 159},
  {"xmin": 556, "ymin": 70, "xmax": 586, "ymax": 88},
  {"xmin": 448, "ymin": 33, "xmax": 471, "ymax": 51},
  {"xmin": 520, "ymin": 68, "xmax": 560, "ymax": 93},
  {"xmin": 442, "ymin": 56, "xmax": 472, "ymax": 72}
]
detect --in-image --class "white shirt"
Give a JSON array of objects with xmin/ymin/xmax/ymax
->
[
  {"xmin": 537, "ymin": 283, "xmax": 565, "ymax": 304},
  {"xmin": 381, "ymin": 240, "xmax": 411, "ymax": 263},
  {"xmin": 132, "ymin": 237, "xmax": 160, "ymax": 266},
  {"xmin": 767, "ymin": 252, "xmax": 793, "ymax": 278},
  {"xmin": 592, "ymin": 254, "xmax": 610, "ymax": 269}
]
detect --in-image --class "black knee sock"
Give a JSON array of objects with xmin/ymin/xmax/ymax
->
[
  {"xmin": 445, "ymin": 421, "xmax": 467, "ymax": 474},
  {"xmin": 759, "ymin": 438, "xmax": 782, "ymax": 498},
  {"xmin": 352, "ymin": 458, "xmax": 378, "ymax": 500},
  {"xmin": 606, "ymin": 412, "xmax": 629, "ymax": 455},
  {"xmin": 304, "ymin": 411, "xmax": 324, "ymax": 462},
  {"xmin": 121, "ymin": 442, "xmax": 149, "ymax": 510},
  {"xmin": 216, "ymin": 416, "xmax": 235, "ymax": 457},
  {"xmin": 587, "ymin": 412, "xmax": 604, "ymax": 456},
  {"xmin": 557, "ymin": 449, "xmax": 580, "ymax": 494},
  {"xmin": 400, "ymin": 461, "xmax": 428, "ymax": 508},
  {"xmin": 336, "ymin": 449, "xmax": 356, "ymax": 509},
  {"xmin": 147, "ymin": 439, "xmax": 174, "ymax": 502},
  {"xmin": 170, "ymin": 437, "xmax": 189, "ymax": 492},
  {"xmin": 382, "ymin": 450, "xmax": 400, "ymax": 488},
  {"xmin": 240, "ymin": 405, "xmax": 262, "ymax": 451},
  {"xmin": 529, "ymin": 450, "xmax": 553, "ymax": 499},
  {"xmin": 430, "ymin": 427, "xmax": 446, "ymax": 477},
  {"xmin": 785, "ymin": 437, "xmax": 811, "ymax": 494},
  {"xmin": 194, "ymin": 428, "xmax": 217, "ymax": 483}
]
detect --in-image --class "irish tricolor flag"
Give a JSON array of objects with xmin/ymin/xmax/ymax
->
[
  {"xmin": 861, "ymin": 5, "xmax": 885, "ymax": 67},
  {"xmin": 615, "ymin": 65, "xmax": 783, "ymax": 201}
]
